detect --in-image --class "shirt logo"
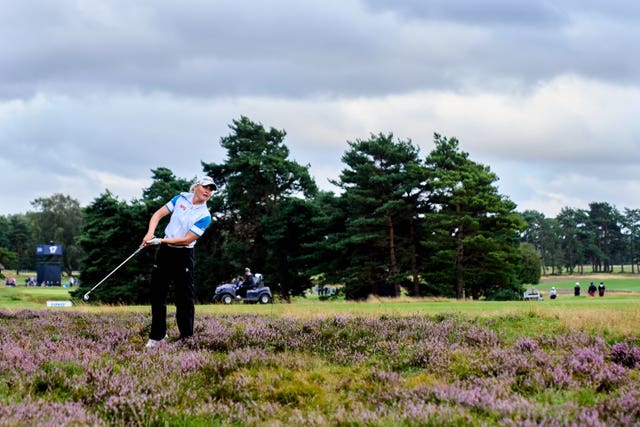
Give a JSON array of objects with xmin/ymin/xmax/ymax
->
[{"xmin": 179, "ymin": 204, "xmax": 187, "ymax": 211}]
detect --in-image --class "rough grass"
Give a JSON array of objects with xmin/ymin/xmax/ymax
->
[
  {"xmin": 2, "ymin": 273, "xmax": 640, "ymax": 425},
  {"xmin": 1, "ymin": 310, "xmax": 639, "ymax": 426}
]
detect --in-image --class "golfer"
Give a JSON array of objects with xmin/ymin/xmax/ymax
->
[{"xmin": 142, "ymin": 176, "xmax": 217, "ymax": 348}]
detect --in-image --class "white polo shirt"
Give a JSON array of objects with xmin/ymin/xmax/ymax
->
[{"xmin": 163, "ymin": 192, "xmax": 212, "ymax": 248}]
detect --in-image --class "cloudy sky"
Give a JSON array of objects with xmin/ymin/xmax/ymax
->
[{"xmin": 1, "ymin": 0, "xmax": 639, "ymax": 218}]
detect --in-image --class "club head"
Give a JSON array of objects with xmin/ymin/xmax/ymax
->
[{"xmin": 83, "ymin": 293, "xmax": 90, "ymax": 301}]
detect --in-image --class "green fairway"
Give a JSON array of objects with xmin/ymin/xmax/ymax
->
[
  {"xmin": 0, "ymin": 285, "xmax": 74, "ymax": 308},
  {"xmin": 2, "ymin": 275, "xmax": 640, "ymax": 338}
]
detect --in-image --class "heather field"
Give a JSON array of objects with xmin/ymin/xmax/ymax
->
[{"xmin": 1, "ymin": 281, "xmax": 640, "ymax": 426}]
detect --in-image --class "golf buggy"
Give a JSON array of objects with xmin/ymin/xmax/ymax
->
[
  {"xmin": 212, "ymin": 273, "xmax": 273, "ymax": 304},
  {"xmin": 523, "ymin": 288, "xmax": 543, "ymax": 301}
]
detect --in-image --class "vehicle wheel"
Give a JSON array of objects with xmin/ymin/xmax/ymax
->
[
  {"xmin": 259, "ymin": 294, "xmax": 272, "ymax": 304},
  {"xmin": 222, "ymin": 294, "xmax": 233, "ymax": 304}
]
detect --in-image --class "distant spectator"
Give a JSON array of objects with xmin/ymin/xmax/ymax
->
[
  {"xmin": 574, "ymin": 282, "xmax": 581, "ymax": 296},
  {"xmin": 588, "ymin": 282, "xmax": 597, "ymax": 297},
  {"xmin": 237, "ymin": 268, "xmax": 255, "ymax": 298},
  {"xmin": 598, "ymin": 282, "xmax": 605, "ymax": 297},
  {"xmin": 550, "ymin": 287, "xmax": 557, "ymax": 300}
]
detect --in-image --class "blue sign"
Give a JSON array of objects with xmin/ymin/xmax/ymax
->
[{"xmin": 35, "ymin": 244, "xmax": 63, "ymax": 256}]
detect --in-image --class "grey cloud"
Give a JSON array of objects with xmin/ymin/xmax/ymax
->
[
  {"xmin": 1, "ymin": 1, "xmax": 640, "ymax": 217},
  {"xmin": 363, "ymin": 0, "xmax": 640, "ymax": 26},
  {"xmin": 3, "ymin": 0, "xmax": 639, "ymax": 101},
  {"xmin": 362, "ymin": 0, "xmax": 569, "ymax": 26}
]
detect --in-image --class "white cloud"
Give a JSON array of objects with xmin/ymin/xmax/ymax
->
[{"xmin": 1, "ymin": 1, "xmax": 640, "ymax": 219}]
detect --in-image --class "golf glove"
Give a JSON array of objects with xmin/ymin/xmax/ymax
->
[{"xmin": 146, "ymin": 237, "xmax": 162, "ymax": 246}]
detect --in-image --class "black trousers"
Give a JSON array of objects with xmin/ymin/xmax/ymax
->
[{"xmin": 149, "ymin": 245, "xmax": 195, "ymax": 340}]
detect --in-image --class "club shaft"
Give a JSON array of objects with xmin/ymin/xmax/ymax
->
[{"xmin": 86, "ymin": 246, "xmax": 143, "ymax": 295}]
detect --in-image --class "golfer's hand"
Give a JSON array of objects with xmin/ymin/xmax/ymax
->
[{"xmin": 146, "ymin": 237, "xmax": 162, "ymax": 246}]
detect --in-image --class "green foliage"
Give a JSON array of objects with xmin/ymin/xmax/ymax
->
[
  {"xmin": 4, "ymin": 214, "xmax": 33, "ymax": 274},
  {"xmin": 422, "ymin": 134, "xmax": 527, "ymax": 300},
  {"xmin": 587, "ymin": 202, "xmax": 621, "ymax": 273},
  {"xmin": 260, "ymin": 198, "xmax": 317, "ymax": 297},
  {"xmin": 302, "ymin": 191, "xmax": 347, "ymax": 284},
  {"xmin": 324, "ymin": 133, "xmax": 427, "ymax": 299},
  {"xmin": 518, "ymin": 242, "xmax": 542, "ymax": 284},
  {"xmin": 484, "ymin": 287, "xmax": 523, "ymax": 301},
  {"xmin": 556, "ymin": 207, "xmax": 589, "ymax": 274},
  {"xmin": 0, "ymin": 216, "xmax": 10, "ymax": 248},
  {"xmin": 0, "ymin": 247, "xmax": 17, "ymax": 271},
  {"xmin": 204, "ymin": 116, "xmax": 317, "ymax": 223}
]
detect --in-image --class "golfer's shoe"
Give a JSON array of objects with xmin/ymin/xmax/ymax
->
[{"xmin": 145, "ymin": 335, "xmax": 168, "ymax": 348}]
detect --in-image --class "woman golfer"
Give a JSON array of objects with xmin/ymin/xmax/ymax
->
[{"xmin": 142, "ymin": 176, "xmax": 217, "ymax": 348}]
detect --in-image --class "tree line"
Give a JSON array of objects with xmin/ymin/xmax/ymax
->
[
  {"xmin": 1, "ymin": 117, "xmax": 637, "ymax": 303},
  {"xmin": 521, "ymin": 204, "xmax": 640, "ymax": 275}
]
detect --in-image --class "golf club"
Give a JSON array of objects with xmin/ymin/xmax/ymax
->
[{"xmin": 83, "ymin": 244, "xmax": 146, "ymax": 301}]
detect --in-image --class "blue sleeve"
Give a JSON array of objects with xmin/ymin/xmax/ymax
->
[
  {"xmin": 190, "ymin": 215, "xmax": 212, "ymax": 237},
  {"xmin": 165, "ymin": 195, "xmax": 181, "ymax": 212}
]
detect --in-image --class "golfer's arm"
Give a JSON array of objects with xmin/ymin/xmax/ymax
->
[
  {"xmin": 143, "ymin": 206, "xmax": 170, "ymax": 242},
  {"xmin": 159, "ymin": 231, "xmax": 199, "ymax": 246}
]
